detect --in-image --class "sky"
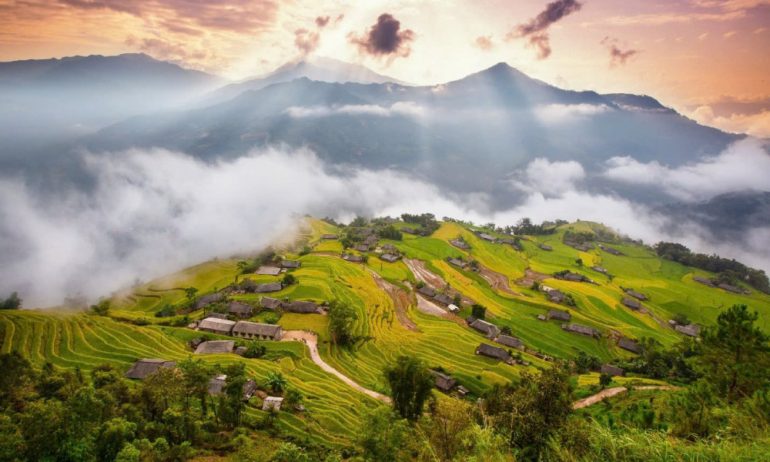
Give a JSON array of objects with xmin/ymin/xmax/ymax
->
[{"xmin": 1, "ymin": 0, "xmax": 769, "ymax": 135}]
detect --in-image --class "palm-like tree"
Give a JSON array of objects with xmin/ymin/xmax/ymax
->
[{"xmin": 264, "ymin": 371, "xmax": 287, "ymax": 394}]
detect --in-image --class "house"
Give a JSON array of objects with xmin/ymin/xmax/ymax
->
[
  {"xmin": 285, "ymin": 300, "xmax": 320, "ymax": 314},
  {"xmin": 496, "ymin": 335, "xmax": 524, "ymax": 350},
  {"xmin": 447, "ymin": 258, "xmax": 467, "ymax": 269},
  {"xmin": 380, "ymin": 253, "xmax": 399, "ymax": 263},
  {"xmin": 447, "ymin": 304, "xmax": 460, "ymax": 313},
  {"xmin": 431, "ymin": 370, "xmax": 457, "ymax": 392},
  {"xmin": 450, "ymin": 239, "xmax": 470, "ymax": 250},
  {"xmin": 198, "ymin": 317, "xmax": 236, "ymax": 335},
  {"xmin": 456, "ymin": 385, "xmax": 469, "ymax": 397},
  {"xmin": 256, "ymin": 266, "xmax": 282, "ymax": 276},
  {"xmin": 364, "ymin": 235, "xmax": 379, "ymax": 246},
  {"xmin": 601, "ymin": 364, "xmax": 624, "ymax": 377},
  {"xmin": 475, "ymin": 344, "xmax": 512, "ymax": 363},
  {"xmin": 195, "ymin": 340, "xmax": 236, "ymax": 354},
  {"xmin": 547, "ymin": 290, "xmax": 567, "ymax": 304},
  {"xmin": 618, "ymin": 337, "xmax": 642, "ymax": 354},
  {"xmin": 599, "ymin": 244, "xmax": 623, "ymax": 256},
  {"xmin": 562, "ymin": 323, "xmax": 600, "ymax": 338},
  {"xmin": 417, "ymin": 286, "xmax": 437, "ymax": 298},
  {"xmin": 280, "ymin": 260, "xmax": 301, "ymax": 269},
  {"xmin": 539, "ymin": 244, "xmax": 553, "ymax": 251},
  {"xmin": 536, "ymin": 314, "xmax": 547, "ymax": 321},
  {"xmin": 624, "ymin": 288, "xmax": 648, "ymax": 301},
  {"xmin": 675, "ymin": 323, "xmax": 701, "ymax": 337},
  {"xmin": 125, "ymin": 359, "xmax": 176, "ymax": 380},
  {"xmin": 321, "ymin": 234, "xmax": 337, "ymax": 240},
  {"xmin": 208, "ymin": 375, "xmax": 258, "ymax": 400},
  {"xmin": 434, "ymin": 293, "xmax": 454, "ymax": 306},
  {"xmin": 261, "ymin": 296, "xmax": 282, "ymax": 310},
  {"xmin": 342, "ymin": 253, "xmax": 364, "ymax": 263},
  {"xmin": 470, "ymin": 319, "xmax": 501, "ymax": 339},
  {"xmin": 478, "ymin": 232, "xmax": 496, "ymax": 242},
  {"xmin": 232, "ymin": 321, "xmax": 282, "ymax": 340},
  {"xmin": 402, "ymin": 227, "xmax": 418, "ymax": 235},
  {"xmin": 262, "ymin": 396, "xmax": 284, "ymax": 412},
  {"xmin": 354, "ymin": 244, "xmax": 370, "ymax": 253},
  {"xmin": 718, "ymin": 282, "xmax": 747, "ymax": 294},
  {"xmin": 621, "ymin": 297, "xmax": 642, "ymax": 311},
  {"xmin": 561, "ymin": 272, "xmax": 586, "ymax": 282},
  {"xmin": 194, "ymin": 293, "xmax": 224, "ymax": 309},
  {"xmin": 547, "ymin": 309, "xmax": 571, "ymax": 322},
  {"xmin": 592, "ymin": 266, "xmax": 608, "ymax": 275},
  {"xmin": 381, "ymin": 243, "xmax": 397, "ymax": 253},
  {"xmin": 693, "ymin": 276, "xmax": 715, "ymax": 287},
  {"xmin": 255, "ymin": 282, "xmax": 283, "ymax": 293},
  {"xmin": 540, "ymin": 285, "xmax": 555, "ymax": 293},
  {"xmin": 242, "ymin": 379, "xmax": 258, "ymax": 400},
  {"xmin": 227, "ymin": 301, "xmax": 253, "ymax": 318}
]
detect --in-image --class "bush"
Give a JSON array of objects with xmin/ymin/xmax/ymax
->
[{"xmin": 471, "ymin": 304, "xmax": 486, "ymax": 320}]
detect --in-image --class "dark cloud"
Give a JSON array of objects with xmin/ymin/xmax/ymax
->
[
  {"xmin": 294, "ymin": 28, "xmax": 320, "ymax": 55},
  {"xmin": 507, "ymin": 0, "xmax": 583, "ymax": 59},
  {"xmin": 349, "ymin": 13, "xmax": 415, "ymax": 59},
  {"xmin": 473, "ymin": 35, "xmax": 494, "ymax": 50},
  {"xmin": 315, "ymin": 15, "xmax": 330, "ymax": 27},
  {"xmin": 601, "ymin": 37, "xmax": 639, "ymax": 66}
]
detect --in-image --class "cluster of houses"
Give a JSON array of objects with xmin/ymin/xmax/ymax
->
[
  {"xmin": 472, "ymin": 230, "xmax": 522, "ymax": 250},
  {"xmin": 342, "ymin": 240, "xmax": 402, "ymax": 264},
  {"xmin": 693, "ymin": 276, "xmax": 750, "ymax": 295},
  {"xmin": 466, "ymin": 316, "xmax": 528, "ymax": 365},
  {"xmin": 536, "ymin": 309, "xmax": 602, "ymax": 339},
  {"xmin": 563, "ymin": 238, "xmax": 594, "ymax": 252},
  {"xmin": 598, "ymin": 244, "xmax": 624, "ymax": 256},
  {"xmin": 431, "ymin": 370, "xmax": 469, "ymax": 396},
  {"xmin": 417, "ymin": 285, "xmax": 460, "ymax": 312},
  {"xmin": 553, "ymin": 270, "xmax": 594, "ymax": 284}
]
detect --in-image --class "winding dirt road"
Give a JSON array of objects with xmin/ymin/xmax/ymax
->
[
  {"xmin": 369, "ymin": 270, "xmax": 418, "ymax": 331},
  {"xmin": 515, "ymin": 268, "xmax": 550, "ymax": 287},
  {"xmin": 572, "ymin": 385, "xmax": 679, "ymax": 409},
  {"xmin": 282, "ymin": 330, "xmax": 391, "ymax": 404},
  {"xmin": 478, "ymin": 265, "xmax": 520, "ymax": 296}
]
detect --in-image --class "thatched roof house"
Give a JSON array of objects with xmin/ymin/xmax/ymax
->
[
  {"xmin": 354, "ymin": 244, "xmax": 370, "ymax": 253},
  {"xmin": 592, "ymin": 266, "xmax": 608, "ymax": 274},
  {"xmin": 599, "ymin": 244, "xmax": 623, "ymax": 256},
  {"xmin": 261, "ymin": 296, "xmax": 282, "ymax": 310},
  {"xmin": 478, "ymin": 232, "xmax": 496, "ymax": 242},
  {"xmin": 255, "ymin": 282, "xmax": 283, "ymax": 293},
  {"xmin": 256, "ymin": 266, "xmax": 282, "ymax": 276},
  {"xmin": 447, "ymin": 303, "xmax": 460, "ymax": 313},
  {"xmin": 285, "ymin": 300, "xmax": 320, "ymax": 314},
  {"xmin": 621, "ymin": 297, "xmax": 642, "ymax": 311},
  {"xmin": 431, "ymin": 370, "xmax": 457, "ymax": 392},
  {"xmin": 262, "ymin": 396, "xmax": 284, "ymax": 411},
  {"xmin": 600, "ymin": 364, "xmax": 624, "ymax": 377},
  {"xmin": 561, "ymin": 272, "xmax": 587, "ymax": 282},
  {"xmin": 194, "ymin": 293, "xmax": 224, "ymax": 309},
  {"xmin": 194, "ymin": 340, "xmax": 235, "ymax": 355},
  {"xmin": 450, "ymin": 239, "xmax": 470, "ymax": 250},
  {"xmin": 675, "ymin": 323, "xmax": 701, "ymax": 337},
  {"xmin": 417, "ymin": 286, "xmax": 437, "ymax": 298},
  {"xmin": 693, "ymin": 276, "xmax": 715, "ymax": 287},
  {"xmin": 125, "ymin": 359, "xmax": 176, "ymax": 380},
  {"xmin": 208, "ymin": 375, "xmax": 258, "ymax": 400},
  {"xmin": 624, "ymin": 288, "xmax": 648, "ymax": 301},
  {"xmin": 280, "ymin": 260, "xmax": 301, "ymax": 269},
  {"xmin": 547, "ymin": 309, "xmax": 571, "ymax": 322},
  {"xmin": 470, "ymin": 319, "xmax": 501, "ymax": 339},
  {"xmin": 447, "ymin": 258, "xmax": 467, "ymax": 269},
  {"xmin": 233, "ymin": 321, "xmax": 282, "ymax": 340},
  {"xmin": 342, "ymin": 253, "xmax": 364, "ymax": 263},
  {"xmin": 227, "ymin": 301, "xmax": 253, "ymax": 318},
  {"xmin": 198, "ymin": 317, "xmax": 236, "ymax": 335},
  {"xmin": 476, "ymin": 343, "xmax": 512, "ymax": 362},
  {"xmin": 618, "ymin": 337, "xmax": 642, "ymax": 354},
  {"xmin": 547, "ymin": 290, "xmax": 567, "ymax": 304},
  {"xmin": 562, "ymin": 323, "xmax": 600, "ymax": 338},
  {"xmin": 434, "ymin": 293, "xmax": 454, "ymax": 306},
  {"xmin": 380, "ymin": 253, "xmax": 399, "ymax": 263},
  {"xmin": 495, "ymin": 335, "xmax": 524, "ymax": 350},
  {"xmin": 539, "ymin": 243, "xmax": 553, "ymax": 251}
]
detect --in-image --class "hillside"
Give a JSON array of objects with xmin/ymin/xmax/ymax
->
[{"xmin": 2, "ymin": 216, "xmax": 768, "ymax": 457}]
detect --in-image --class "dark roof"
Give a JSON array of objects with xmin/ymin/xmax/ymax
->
[
  {"xmin": 693, "ymin": 276, "xmax": 714, "ymax": 287},
  {"xmin": 547, "ymin": 290, "xmax": 566, "ymax": 303},
  {"xmin": 562, "ymin": 272, "xmax": 585, "ymax": 282},
  {"xmin": 261, "ymin": 296, "xmax": 282, "ymax": 309},
  {"xmin": 431, "ymin": 370, "xmax": 457, "ymax": 392},
  {"xmin": 321, "ymin": 234, "xmax": 337, "ymax": 240},
  {"xmin": 194, "ymin": 292, "xmax": 224, "ymax": 309},
  {"xmin": 195, "ymin": 340, "xmax": 235, "ymax": 354},
  {"xmin": 675, "ymin": 323, "xmax": 701, "ymax": 337},
  {"xmin": 621, "ymin": 297, "xmax": 642, "ymax": 310},
  {"xmin": 478, "ymin": 233, "xmax": 496, "ymax": 242},
  {"xmin": 592, "ymin": 266, "xmax": 608, "ymax": 274},
  {"xmin": 539, "ymin": 244, "xmax": 553, "ymax": 251},
  {"xmin": 342, "ymin": 253, "xmax": 364, "ymax": 263},
  {"xmin": 450, "ymin": 239, "xmax": 470, "ymax": 250},
  {"xmin": 601, "ymin": 364, "xmax": 624, "ymax": 376},
  {"xmin": 418, "ymin": 286, "xmax": 436, "ymax": 298},
  {"xmin": 354, "ymin": 244, "xmax": 370, "ymax": 253},
  {"xmin": 618, "ymin": 337, "xmax": 642, "ymax": 354},
  {"xmin": 208, "ymin": 375, "xmax": 259, "ymax": 400},
  {"xmin": 285, "ymin": 300, "xmax": 319, "ymax": 313},
  {"xmin": 495, "ymin": 335, "xmax": 523, "ymax": 349},
  {"xmin": 125, "ymin": 359, "xmax": 176, "ymax": 380},
  {"xmin": 547, "ymin": 309, "xmax": 571, "ymax": 321},
  {"xmin": 228, "ymin": 301, "xmax": 253, "ymax": 316},
  {"xmin": 380, "ymin": 253, "xmax": 399, "ymax": 263},
  {"xmin": 562, "ymin": 323, "xmax": 600, "ymax": 338},
  {"xmin": 476, "ymin": 343, "xmax": 511, "ymax": 361},
  {"xmin": 198, "ymin": 317, "xmax": 236, "ymax": 334},
  {"xmin": 434, "ymin": 293, "xmax": 454, "ymax": 306},
  {"xmin": 255, "ymin": 282, "xmax": 283, "ymax": 293},
  {"xmin": 256, "ymin": 266, "xmax": 282, "ymax": 276},
  {"xmin": 280, "ymin": 260, "xmax": 301, "ymax": 268},
  {"xmin": 470, "ymin": 319, "xmax": 501, "ymax": 338},
  {"xmin": 447, "ymin": 258, "xmax": 467, "ymax": 268},
  {"xmin": 233, "ymin": 321, "xmax": 282, "ymax": 338},
  {"xmin": 624, "ymin": 289, "xmax": 648, "ymax": 301},
  {"xmin": 600, "ymin": 245, "xmax": 623, "ymax": 256}
]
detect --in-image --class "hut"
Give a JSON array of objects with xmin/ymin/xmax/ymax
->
[
  {"xmin": 693, "ymin": 276, "xmax": 715, "ymax": 287},
  {"xmin": 599, "ymin": 245, "xmax": 623, "ymax": 256},
  {"xmin": 194, "ymin": 293, "xmax": 224, "ymax": 309},
  {"xmin": 227, "ymin": 301, "xmax": 253, "ymax": 318},
  {"xmin": 261, "ymin": 296, "xmax": 282, "ymax": 310},
  {"xmin": 354, "ymin": 244, "xmax": 370, "ymax": 253},
  {"xmin": 601, "ymin": 364, "xmax": 625, "ymax": 377},
  {"xmin": 618, "ymin": 337, "xmax": 642, "ymax": 354},
  {"xmin": 125, "ymin": 359, "xmax": 176, "ymax": 380},
  {"xmin": 621, "ymin": 297, "xmax": 642, "ymax": 311},
  {"xmin": 434, "ymin": 293, "xmax": 454, "ymax": 306},
  {"xmin": 232, "ymin": 321, "xmax": 282, "ymax": 340},
  {"xmin": 255, "ymin": 282, "xmax": 282, "ymax": 293},
  {"xmin": 496, "ymin": 335, "xmax": 524, "ymax": 350},
  {"xmin": 675, "ymin": 323, "xmax": 701, "ymax": 337},
  {"xmin": 547, "ymin": 309, "xmax": 571, "ymax": 322},
  {"xmin": 592, "ymin": 266, "xmax": 608, "ymax": 275},
  {"xmin": 431, "ymin": 370, "xmax": 457, "ymax": 393},
  {"xmin": 256, "ymin": 266, "xmax": 282, "ymax": 276},
  {"xmin": 475, "ymin": 344, "xmax": 512, "ymax": 363},
  {"xmin": 447, "ymin": 258, "xmax": 467, "ymax": 269},
  {"xmin": 562, "ymin": 323, "xmax": 600, "ymax": 338},
  {"xmin": 262, "ymin": 396, "xmax": 284, "ymax": 412},
  {"xmin": 417, "ymin": 286, "xmax": 437, "ymax": 298},
  {"xmin": 285, "ymin": 300, "xmax": 320, "ymax": 314},
  {"xmin": 478, "ymin": 232, "xmax": 497, "ymax": 242},
  {"xmin": 280, "ymin": 260, "xmax": 301, "ymax": 269},
  {"xmin": 470, "ymin": 319, "xmax": 501, "ymax": 339},
  {"xmin": 449, "ymin": 239, "xmax": 470, "ymax": 250},
  {"xmin": 380, "ymin": 253, "xmax": 399, "ymax": 263},
  {"xmin": 539, "ymin": 244, "xmax": 553, "ymax": 251},
  {"xmin": 194, "ymin": 340, "xmax": 235, "ymax": 355},
  {"xmin": 342, "ymin": 254, "xmax": 364, "ymax": 263},
  {"xmin": 198, "ymin": 317, "xmax": 236, "ymax": 335},
  {"xmin": 547, "ymin": 290, "xmax": 567, "ymax": 304},
  {"xmin": 624, "ymin": 288, "xmax": 648, "ymax": 301},
  {"xmin": 208, "ymin": 375, "xmax": 259, "ymax": 400}
]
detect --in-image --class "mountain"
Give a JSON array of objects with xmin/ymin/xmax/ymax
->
[
  {"xmin": 0, "ymin": 53, "xmax": 223, "ymax": 148},
  {"xmin": 202, "ymin": 56, "xmax": 406, "ymax": 105}
]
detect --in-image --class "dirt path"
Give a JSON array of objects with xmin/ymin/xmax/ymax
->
[
  {"xmin": 572, "ymin": 385, "xmax": 679, "ymax": 409},
  {"xmin": 515, "ymin": 268, "xmax": 550, "ymax": 287},
  {"xmin": 282, "ymin": 330, "xmax": 391, "ymax": 404},
  {"xmin": 369, "ymin": 271, "xmax": 419, "ymax": 332},
  {"xmin": 415, "ymin": 294, "xmax": 450, "ymax": 317},
  {"xmin": 478, "ymin": 265, "xmax": 520, "ymax": 296},
  {"xmin": 404, "ymin": 258, "xmax": 474, "ymax": 305}
]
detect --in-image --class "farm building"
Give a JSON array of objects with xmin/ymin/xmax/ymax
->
[
  {"xmin": 621, "ymin": 297, "xmax": 642, "ymax": 311},
  {"xmin": 280, "ymin": 260, "xmax": 301, "ymax": 269},
  {"xmin": 547, "ymin": 290, "xmax": 567, "ymax": 304},
  {"xmin": 232, "ymin": 321, "xmax": 282, "ymax": 340},
  {"xmin": 675, "ymin": 323, "xmax": 701, "ymax": 337},
  {"xmin": 354, "ymin": 244, "xmax": 370, "ymax": 253},
  {"xmin": 227, "ymin": 301, "xmax": 253, "ymax": 318},
  {"xmin": 601, "ymin": 364, "xmax": 625, "ymax": 377},
  {"xmin": 599, "ymin": 244, "xmax": 623, "ymax": 256},
  {"xmin": 624, "ymin": 288, "xmax": 648, "ymax": 301},
  {"xmin": 342, "ymin": 253, "xmax": 364, "ymax": 263},
  {"xmin": 417, "ymin": 286, "xmax": 437, "ymax": 298},
  {"xmin": 255, "ymin": 282, "xmax": 283, "ymax": 293},
  {"xmin": 547, "ymin": 309, "xmax": 571, "ymax": 322},
  {"xmin": 380, "ymin": 253, "xmax": 399, "ymax": 263},
  {"xmin": 560, "ymin": 272, "xmax": 587, "ymax": 282},
  {"xmin": 450, "ymin": 238, "xmax": 470, "ymax": 250},
  {"xmin": 401, "ymin": 227, "xmax": 418, "ymax": 234},
  {"xmin": 431, "ymin": 370, "xmax": 457, "ymax": 392},
  {"xmin": 618, "ymin": 337, "xmax": 642, "ymax": 354},
  {"xmin": 562, "ymin": 323, "xmax": 600, "ymax": 338},
  {"xmin": 194, "ymin": 293, "xmax": 224, "ymax": 309},
  {"xmin": 470, "ymin": 319, "xmax": 501, "ymax": 339},
  {"xmin": 496, "ymin": 335, "xmax": 524, "ymax": 350},
  {"xmin": 718, "ymin": 282, "xmax": 748, "ymax": 294},
  {"xmin": 447, "ymin": 258, "xmax": 467, "ymax": 269},
  {"xmin": 198, "ymin": 317, "xmax": 236, "ymax": 335},
  {"xmin": 693, "ymin": 276, "xmax": 715, "ymax": 287},
  {"xmin": 285, "ymin": 300, "xmax": 320, "ymax": 314},
  {"xmin": 256, "ymin": 266, "xmax": 282, "ymax": 276},
  {"xmin": 125, "ymin": 359, "xmax": 176, "ymax": 380},
  {"xmin": 478, "ymin": 232, "xmax": 496, "ymax": 242},
  {"xmin": 539, "ymin": 243, "xmax": 553, "ymax": 251},
  {"xmin": 434, "ymin": 293, "xmax": 454, "ymax": 306},
  {"xmin": 447, "ymin": 304, "xmax": 460, "ymax": 313},
  {"xmin": 195, "ymin": 340, "xmax": 235, "ymax": 355},
  {"xmin": 381, "ymin": 243, "xmax": 397, "ymax": 253},
  {"xmin": 364, "ymin": 235, "xmax": 379, "ymax": 246},
  {"xmin": 263, "ymin": 396, "xmax": 284, "ymax": 411},
  {"xmin": 592, "ymin": 266, "xmax": 608, "ymax": 274},
  {"xmin": 475, "ymin": 344, "xmax": 512, "ymax": 363},
  {"xmin": 261, "ymin": 296, "xmax": 282, "ymax": 310},
  {"xmin": 321, "ymin": 234, "xmax": 337, "ymax": 240},
  {"xmin": 208, "ymin": 375, "xmax": 258, "ymax": 400}
]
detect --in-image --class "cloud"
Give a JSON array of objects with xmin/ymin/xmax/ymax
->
[
  {"xmin": 284, "ymin": 102, "xmax": 426, "ymax": 119},
  {"xmin": 473, "ymin": 35, "xmax": 494, "ymax": 50},
  {"xmin": 534, "ymin": 103, "xmax": 612, "ymax": 123},
  {"xmin": 294, "ymin": 28, "xmax": 320, "ymax": 55},
  {"xmin": 603, "ymin": 138, "xmax": 770, "ymax": 201},
  {"xmin": 691, "ymin": 104, "xmax": 770, "ymax": 138},
  {"xmin": 507, "ymin": 0, "xmax": 583, "ymax": 59},
  {"xmin": 509, "ymin": 158, "xmax": 586, "ymax": 197},
  {"xmin": 349, "ymin": 13, "xmax": 415, "ymax": 59},
  {"xmin": 601, "ymin": 37, "xmax": 639, "ymax": 66}
]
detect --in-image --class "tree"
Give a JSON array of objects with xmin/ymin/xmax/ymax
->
[
  {"xmin": 272, "ymin": 442, "xmax": 311, "ymax": 462},
  {"xmin": 423, "ymin": 398, "xmax": 474, "ymax": 461},
  {"xmin": 218, "ymin": 363, "xmax": 247, "ymax": 428},
  {"xmin": 264, "ymin": 371, "xmax": 287, "ymax": 394},
  {"xmin": 599, "ymin": 373, "xmax": 612, "ymax": 388},
  {"xmin": 471, "ymin": 304, "xmax": 486, "ymax": 320},
  {"xmin": 384, "ymin": 355, "xmax": 434, "ymax": 421},
  {"xmin": 282, "ymin": 273, "xmax": 296, "ymax": 286},
  {"xmin": 243, "ymin": 341, "xmax": 267, "ymax": 358},
  {"xmin": 95, "ymin": 418, "xmax": 136, "ymax": 462},
  {"xmin": 328, "ymin": 300, "xmax": 358, "ymax": 346},
  {"xmin": 284, "ymin": 388, "xmax": 304, "ymax": 410},
  {"xmin": 697, "ymin": 304, "xmax": 770, "ymax": 402},
  {"xmin": 574, "ymin": 351, "xmax": 600, "ymax": 373},
  {"xmin": 0, "ymin": 292, "xmax": 21, "ymax": 310},
  {"xmin": 184, "ymin": 287, "xmax": 198, "ymax": 304},
  {"xmin": 575, "ymin": 258, "xmax": 583, "ymax": 267},
  {"xmin": 358, "ymin": 407, "xmax": 411, "ymax": 462},
  {"xmin": 90, "ymin": 299, "xmax": 110, "ymax": 316},
  {"xmin": 178, "ymin": 357, "xmax": 213, "ymax": 420}
]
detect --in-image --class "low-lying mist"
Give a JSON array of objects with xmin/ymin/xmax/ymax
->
[{"xmin": 0, "ymin": 142, "xmax": 768, "ymax": 307}]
